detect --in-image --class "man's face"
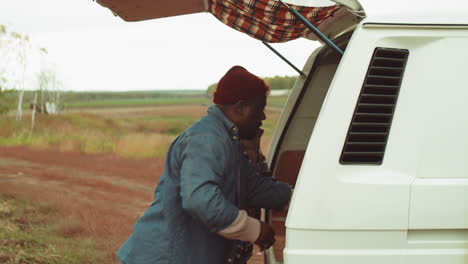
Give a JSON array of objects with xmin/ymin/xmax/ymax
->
[{"xmin": 237, "ymin": 95, "xmax": 267, "ymax": 140}]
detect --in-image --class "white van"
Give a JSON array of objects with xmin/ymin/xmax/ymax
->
[
  {"xmin": 98, "ymin": 0, "xmax": 468, "ymax": 263},
  {"xmin": 265, "ymin": 1, "xmax": 468, "ymax": 263}
]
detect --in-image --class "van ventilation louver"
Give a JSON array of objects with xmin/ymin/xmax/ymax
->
[{"xmin": 340, "ymin": 48, "xmax": 409, "ymax": 165}]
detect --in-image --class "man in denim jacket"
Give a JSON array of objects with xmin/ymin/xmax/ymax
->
[{"xmin": 117, "ymin": 66, "xmax": 292, "ymax": 264}]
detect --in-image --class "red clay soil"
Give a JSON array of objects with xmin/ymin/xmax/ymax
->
[{"xmin": 0, "ymin": 146, "xmax": 266, "ymax": 264}]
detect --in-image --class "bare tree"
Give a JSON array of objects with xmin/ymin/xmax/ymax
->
[
  {"xmin": 0, "ymin": 24, "xmax": 62, "ymax": 120},
  {"xmin": 0, "ymin": 24, "xmax": 31, "ymax": 118}
]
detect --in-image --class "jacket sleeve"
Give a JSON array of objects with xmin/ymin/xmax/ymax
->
[
  {"xmin": 179, "ymin": 134, "xmax": 239, "ymax": 233},
  {"xmin": 244, "ymin": 159, "xmax": 292, "ymax": 210}
]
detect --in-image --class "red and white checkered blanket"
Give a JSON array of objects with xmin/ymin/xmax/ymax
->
[{"xmin": 209, "ymin": 0, "xmax": 340, "ymax": 43}]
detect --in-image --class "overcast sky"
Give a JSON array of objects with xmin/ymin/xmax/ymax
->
[{"xmin": 0, "ymin": 0, "xmax": 321, "ymax": 91}]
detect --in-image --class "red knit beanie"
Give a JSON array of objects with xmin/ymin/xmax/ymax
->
[{"xmin": 213, "ymin": 66, "xmax": 269, "ymax": 105}]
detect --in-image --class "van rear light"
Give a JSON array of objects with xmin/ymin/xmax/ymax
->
[{"xmin": 340, "ymin": 47, "xmax": 409, "ymax": 165}]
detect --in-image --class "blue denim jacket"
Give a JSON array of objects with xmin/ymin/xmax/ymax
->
[{"xmin": 117, "ymin": 105, "xmax": 291, "ymax": 264}]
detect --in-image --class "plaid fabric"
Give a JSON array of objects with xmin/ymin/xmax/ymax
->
[{"xmin": 209, "ymin": 0, "xmax": 340, "ymax": 43}]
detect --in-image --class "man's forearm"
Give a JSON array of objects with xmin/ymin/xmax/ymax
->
[{"xmin": 217, "ymin": 210, "xmax": 260, "ymax": 242}]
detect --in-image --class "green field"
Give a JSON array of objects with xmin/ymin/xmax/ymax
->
[
  {"xmin": 66, "ymin": 95, "xmax": 287, "ymax": 109},
  {"xmin": 0, "ymin": 90, "xmax": 288, "ymax": 159},
  {"xmin": 65, "ymin": 97, "xmax": 210, "ymax": 108},
  {"xmin": 64, "ymin": 92, "xmax": 286, "ymax": 109},
  {"xmin": 5, "ymin": 89, "xmax": 287, "ymax": 110},
  {"xmin": 0, "ymin": 107, "xmax": 284, "ymax": 159}
]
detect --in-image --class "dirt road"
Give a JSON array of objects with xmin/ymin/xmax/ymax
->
[{"xmin": 0, "ymin": 146, "xmax": 264, "ymax": 263}]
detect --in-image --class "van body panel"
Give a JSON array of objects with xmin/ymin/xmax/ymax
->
[
  {"xmin": 280, "ymin": 63, "xmax": 337, "ymax": 150},
  {"xmin": 284, "ymin": 229, "xmax": 409, "ymax": 263},
  {"xmin": 409, "ymin": 179, "xmax": 468, "ymax": 229},
  {"xmin": 409, "ymin": 37, "xmax": 468, "ymax": 179},
  {"xmin": 356, "ymin": 0, "xmax": 468, "ymax": 24},
  {"xmin": 284, "ymin": 248, "xmax": 468, "ymax": 264},
  {"xmin": 286, "ymin": 22, "xmax": 468, "ymax": 229},
  {"xmin": 266, "ymin": 48, "xmax": 323, "ymax": 166},
  {"xmin": 284, "ymin": 229, "xmax": 468, "ymax": 263},
  {"xmin": 273, "ymin": 21, "xmax": 468, "ymax": 264},
  {"xmin": 331, "ymin": 0, "xmax": 362, "ymax": 12},
  {"xmin": 286, "ymin": 24, "xmax": 416, "ymax": 230}
]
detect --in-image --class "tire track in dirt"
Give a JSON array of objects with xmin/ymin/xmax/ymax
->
[
  {"xmin": 0, "ymin": 157, "xmax": 154, "ymax": 192},
  {"xmin": 0, "ymin": 156, "xmax": 154, "ymax": 215}
]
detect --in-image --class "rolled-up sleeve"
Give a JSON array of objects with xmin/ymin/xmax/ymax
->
[{"xmin": 179, "ymin": 134, "xmax": 239, "ymax": 233}]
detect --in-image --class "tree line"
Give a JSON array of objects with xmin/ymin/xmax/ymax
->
[
  {"xmin": 59, "ymin": 90, "xmax": 206, "ymax": 102},
  {"xmin": 4, "ymin": 90, "xmax": 207, "ymax": 106}
]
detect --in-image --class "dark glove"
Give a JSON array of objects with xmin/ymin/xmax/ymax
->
[{"xmin": 254, "ymin": 221, "xmax": 275, "ymax": 251}]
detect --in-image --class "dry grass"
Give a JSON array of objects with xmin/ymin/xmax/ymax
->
[
  {"xmin": 73, "ymin": 105, "xmax": 207, "ymax": 118},
  {"xmin": 0, "ymin": 191, "xmax": 100, "ymax": 264},
  {"xmin": 0, "ymin": 181, "xmax": 140, "ymax": 264},
  {"xmin": 0, "ymin": 109, "xmax": 193, "ymax": 158},
  {"xmin": 0, "ymin": 105, "xmax": 282, "ymax": 159},
  {"xmin": 116, "ymin": 133, "xmax": 175, "ymax": 158}
]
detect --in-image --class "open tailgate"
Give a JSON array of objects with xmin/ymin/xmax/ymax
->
[{"xmin": 96, "ymin": 0, "xmax": 207, "ymax": 21}]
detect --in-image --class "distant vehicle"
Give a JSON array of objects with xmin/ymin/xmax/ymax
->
[
  {"xmin": 97, "ymin": 0, "xmax": 468, "ymax": 263},
  {"xmin": 30, "ymin": 102, "xmax": 59, "ymax": 114}
]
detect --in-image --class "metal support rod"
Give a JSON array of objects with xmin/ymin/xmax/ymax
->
[
  {"xmin": 262, "ymin": 41, "xmax": 306, "ymax": 77},
  {"xmin": 279, "ymin": 0, "xmax": 344, "ymax": 56}
]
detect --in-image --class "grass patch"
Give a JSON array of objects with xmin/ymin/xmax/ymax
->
[
  {"xmin": 0, "ymin": 194, "xmax": 99, "ymax": 264},
  {"xmin": 133, "ymin": 116, "xmax": 198, "ymax": 135},
  {"xmin": 0, "ymin": 98, "xmax": 285, "ymax": 158},
  {"xmin": 0, "ymin": 112, "xmax": 181, "ymax": 158},
  {"xmin": 116, "ymin": 133, "xmax": 175, "ymax": 158}
]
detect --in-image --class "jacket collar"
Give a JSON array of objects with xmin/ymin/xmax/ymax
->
[{"xmin": 207, "ymin": 105, "xmax": 239, "ymax": 138}]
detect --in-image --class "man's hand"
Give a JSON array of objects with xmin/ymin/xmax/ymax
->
[
  {"xmin": 241, "ymin": 129, "xmax": 264, "ymax": 164},
  {"xmin": 254, "ymin": 221, "xmax": 275, "ymax": 251}
]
